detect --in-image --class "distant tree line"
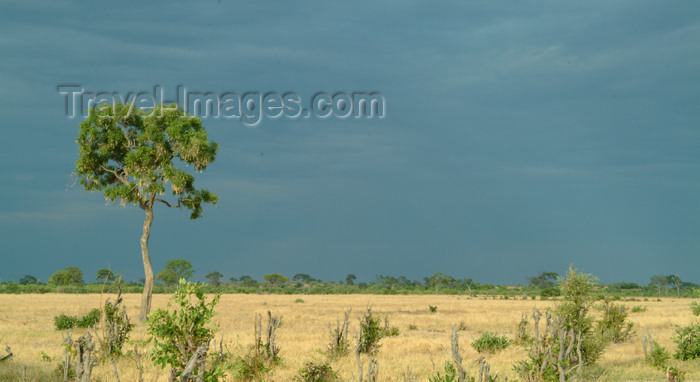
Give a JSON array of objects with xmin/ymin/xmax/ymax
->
[{"xmin": 2, "ymin": 262, "xmax": 699, "ymax": 297}]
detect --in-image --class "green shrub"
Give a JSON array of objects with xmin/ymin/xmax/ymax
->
[
  {"xmin": 540, "ymin": 287, "xmax": 561, "ymax": 297},
  {"xmin": 429, "ymin": 361, "xmax": 458, "ymax": 382},
  {"xmin": 649, "ymin": 340, "xmax": 671, "ymax": 368},
  {"xmin": 673, "ymin": 322, "xmax": 700, "ymax": 360},
  {"xmin": 54, "ymin": 314, "xmax": 78, "ymax": 330},
  {"xmin": 381, "ymin": 317, "xmax": 400, "ymax": 337},
  {"xmin": 76, "ymin": 308, "xmax": 100, "ymax": 328},
  {"xmin": 234, "ymin": 351, "xmax": 270, "ymax": 381},
  {"xmin": 470, "ymin": 332, "xmax": 511, "ymax": 353},
  {"xmin": 295, "ymin": 298, "xmax": 305, "ymax": 303},
  {"xmin": 597, "ymin": 298, "xmax": 633, "ymax": 343},
  {"xmin": 294, "ymin": 361, "xmax": 340, "ymax": 382},
  {"xmin": 148, "ymin": 279, "xmax": 232, "ymax": 380},
  {"xmin": 429, "ymin": 305, "xmax": 438, "ymax": 313},
  {"xmin": 408, "ymin": 324, "xmax": 418, "ymax": 331},
  {"xmin": 690, "ymin": 302, "xmax": 700, "ymax": 316},
  {"xmin": 101, "ymin": 289, "xmax": 133, "ymax": 357},
  {"xmin": 631, "ymin": 305, "xmax": 647, "ymax": 313},
  {"xmin": 358, "ymin": 306, "xmax": 383, "ymax": 355}
]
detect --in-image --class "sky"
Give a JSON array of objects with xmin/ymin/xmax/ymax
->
[{"xmin": 1, "ymin": 1, "xmax": 699, "ymax": 286}]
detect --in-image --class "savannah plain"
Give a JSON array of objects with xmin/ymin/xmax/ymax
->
[{"xmin": 1, "ymin": 293, "xmax": 699, "ymax": 381}]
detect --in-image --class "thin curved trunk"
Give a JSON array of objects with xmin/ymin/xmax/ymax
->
[{"xmin": 138, "ymin": 207, "xmax": 154, "ymax": 322}]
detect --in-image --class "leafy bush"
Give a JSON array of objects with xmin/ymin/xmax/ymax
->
[
  {"xmin": 429, "ymin": 305, "xmax": 438, "ymax": 313},
  {"xmin": 690, "ymin": 302, "xmax": 700, "ymax": 316},
  {"xmin": 294, "ymin": 361, "xmax": 340, "ymax": 382},
  {"xmin": 54, "ymin": 314, "xmax": 78, "ymax": 330},
  {"xmin": 295, "ymin": 298, "xmax": 305, "ymax": 303},
  {"xmin": 673, "ymin": 322, "xmax": 700, "ymax": 360},
  {"xmin": 470, "ymin": 332, "xmax": 511, "ymax": 353},
  {"xmin": 381, "ymin": 317, "xmax": 400, "ymax": 337},
  {"xmin": 100, "ymin": 289, "xmax": 133, "ymax": 357},
  {"xmin": 540, "ymin": 287, "xmax": 561, "ymax": 297},
  {"xmin": 554, "ymin": 265, "xmax": 611, "ymax": 365},
  {"xmin": 631, "ymin": 305, "xmax": 647, "ymax": 313},
  {"xmin": 649, "ymin": 340, "xmax": 671, "ymax": 368},
  {"xmin": 358, "ymin": 305, "xmax": 383, "ymax": 355},
  {"xmin": 148, "ymin": 279, "xmax": 232, "ymax": 380},
  {"xmin": 76, "ymin": 308, "xmax": 100, "ymax": 328},
  {"xmin": 234, "ymin": 351, "xmax": 270, "ymax": 381},
  {"xmin": 429, "ymin": 361, "xmax": 458, "ymax": 382},
  {"xmin": 597, "ymin": 298, "xmax": 633, "ymax": 343}
]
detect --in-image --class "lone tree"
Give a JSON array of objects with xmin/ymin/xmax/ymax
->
[
  {"xmin": 96, "ymin": 268, "xmax": 115, "ymax": 283},
  {"xmin": 163, "ymin": 259, "xmax": 196, "ymax": 281},
  {"xmin": 75, "ymin": 103, "xmax": 218, "ymax": 322},
  {"xmin": 205, "ymin": 271, "xmax": 223, "ymax": 286}
]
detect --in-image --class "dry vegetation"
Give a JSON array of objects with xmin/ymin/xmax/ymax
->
[{"xmin": 1, "ymin": 293, "xmax": 699, "ymax": 381}]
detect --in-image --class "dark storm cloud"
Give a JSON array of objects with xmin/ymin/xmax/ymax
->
[{"xmin": 0, "ymin": 0, "xmax": 698, "ymax": 285}]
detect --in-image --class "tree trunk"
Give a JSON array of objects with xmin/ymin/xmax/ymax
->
[{"xmin": 138, "ymin": 207, "xmax": 154, "ymax": 322}]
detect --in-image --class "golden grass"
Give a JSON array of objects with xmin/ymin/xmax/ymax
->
[{"xmin": 0, "ymin": 293, "xmax": 698, "ymax": 381}]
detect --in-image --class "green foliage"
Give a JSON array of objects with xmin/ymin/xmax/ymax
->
[
  {"xmin": 295, "ymin": 298, "xmax": 305, "ymax": 303},
  {"xmin": 101, "ymin": 290, "xmax": 133, "ymax": 357},
  {"xmin": 19, "ymin": 274, "xmax": 38, "ymax": 285},
  {"xmin": 264, "ymin": 273, "xmax": 288, "ymax": 286},
  {"xmin": 555, "ymin": 264, "xmax": 607, "ymax": 365},
  {"xmin": 690, "ymin": 302, "xmax": 700, "ymax": 316},
  {"xmin": 164, "ymin": 259, "xmax": 195, "ymax": 281},
  {"xmin": 54, "ymin": 314, "xmax": 78, "ymax": 330},
  {"xmin": 234, "ymin": 351, "xmax": 270, "ymax": 382},
  {"xmin": 429, "ymin": 305, "xmax": 438, "ymax": 313},
  {"xmin": 529, "ymin": 271, "xmax": 559, "ymax": 289},
  {"xmin": 381, "ymin": 317, "xmax": 400, "ymax": 337},
  {"xmin": 408, "ymin": 324, "xmax": 418, "ymax": 330},
  {"xmin": 358, "ymin": 306, "xmax": 383, "ymax": 355},
  {"xmin": 470, "ymin": 332, "xmax": 511, "ymax": 353},
  {"xmin": 429, "ymin": 361, "xmax": 458, "ymax": 382},
  {"xmin": 54, "ymin": 309, "xmax": 100, "ymax": 330},
  {"xmin": 206, "ymin": 271, "xmax": 224, "ymax": 286},
  {"xmin": 294, "ymin": 362, "xmax": 340, "ymax": 382},
  {"xmin": 76, "ymin": 308, "xmax": 101, "ymax": 328},
  {"xmin": 597, "ymin": 298, "xmax": 633, "ymax": 343},
  {"xmin": 345, "ymin": 274, "xmax": 356, "ymax": 285},
  {"xmin": 75, "ymin": 103, "xmax": 219, "ymax": 219},
  {"xmin": 649, "ymin": 340, "xmax": 671, "ymax": 368},
  {"xmin": 156, "ymin": 268, "xmax": 178, "ymax": 289},
  {"xmin": 148, "ymin": 279, "xmax": 231, "ymax": 380},
  {"xmin": 48, "ymin": 266, "xmax": 84, "ymax": 286},
  {"xmin": 540, "ymin": 287, "xmax": 561, "ymax": 297},
  {"xmin": 673, "ymin": 322, "xmax": 700, "ymax": 360},
  {"xmin": 631, "ymin": 305, "xmax": 647, "ymax": 313},
  {"xmin": 96, "ymin": 268, "xmax": 115, "ymax": 282}
]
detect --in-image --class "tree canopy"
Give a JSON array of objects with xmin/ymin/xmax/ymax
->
[{"xmin": 48, "ymin": 266, "xmax": 84, "ymax": 286}]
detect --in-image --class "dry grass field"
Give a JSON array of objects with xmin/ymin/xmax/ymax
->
[{"xmin": 1, "ymin": 293, "xmax": 699, "ymax": 381}]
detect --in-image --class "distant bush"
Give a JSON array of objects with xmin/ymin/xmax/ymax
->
[
  {"xmin": 295, "ymin": 298, "xmax": 305, "ymax": 303},
  {"xmin": 76, "ymin": 308, "xmax": 100, "ymax": 328},
  {"xmin": 54, "ymin": 308, "xmax": 100, "ymax": 330},
  {"xmin": 294, "ymin": 361, "xmax": 340, "ymax": 382},
  {"xmin": 597, "ymin": 299, "xmax": 633, "ymax": 343},
  {"xmin": 649, "ymin": 340, "xmax": 671, "ymax": 368},
  {"xmin": 429, "ymin": 305, "xmax": 438, "ymax": 313},
  {"xmin": 674, "ymin": 322, "xmax": 700, "ymax": 360},
  {"xmin": 470, "ymin": 332, "xmax": 511, "ymax": 353},
  {"xmin": 631, "ymin": 305, "xmax": 647, "ymax": 313},
  {"xmin": 54, "ymin": 314, "xmax": 78, "ymax": 330},
  {"xmin": 540, "ymin": 287, "xmax": 561, "ymax": 297},
  {"xmin": 690, "ymin": 302, "xmax": 700, "ymax": 316}
]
